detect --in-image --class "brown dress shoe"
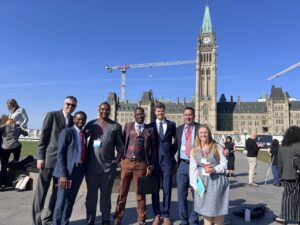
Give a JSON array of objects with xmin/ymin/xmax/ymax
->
[
  {"xmin": 152, "ymin": 215, "xmax": 160, "ymax": 225},
  {"xmin": 163, "ymin": 218, "xmax": 171, "ymax": 225}
]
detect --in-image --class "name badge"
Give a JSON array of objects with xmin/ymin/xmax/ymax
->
[{"xmin": 93, "ymin": 140, "xmax": 101, "ymax": 148}]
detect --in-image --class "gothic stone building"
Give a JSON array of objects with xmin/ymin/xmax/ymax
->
[{"xmin": 104, "ymin": 5, "xmax": 300, "ymax": 136}]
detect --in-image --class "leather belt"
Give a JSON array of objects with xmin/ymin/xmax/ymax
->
[{"xmin": 181, "ymin": 159, "xmax": 190, "ymax": 164}]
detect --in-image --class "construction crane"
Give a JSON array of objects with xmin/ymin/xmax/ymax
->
[
  {"xmin": 267, "ymin": 61, "xmax": 300, "ymax": 80},
  {"xmin": 105, "ymin": 60, "xmax": 196, "ymax": 101}
]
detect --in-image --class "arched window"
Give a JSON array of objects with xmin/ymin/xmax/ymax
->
[
  {"xmin": 201, "ymin": 68, "xmax": 205, "ymax": 75},
  {"xmin": 206, "ymin": 68, "xmax": 211, "ymax": 75}
]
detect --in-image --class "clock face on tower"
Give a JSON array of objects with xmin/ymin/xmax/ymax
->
[{"xmin": 203, "ymin": 37, "xmax": 211, "ymax": 44}]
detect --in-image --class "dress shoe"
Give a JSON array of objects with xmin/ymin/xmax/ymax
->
[
  {"xmin": 86, "ymin": 220, "xmax": 94, "ymax": 225},
  {"xmin": 163, "ymin": 218, "xmax": 171, "ymax": 225},
  {"xmin": 248, "ymin": 182, "xmax": 259, "ymax": 187},
  {"xmin": 274, "ymin": 217, "xmax": 285, "ymax": 224},
  {"xmin": 102, "ymin": 221, "xmax": 110, "ymax": 225},
  {"xmin": 152, "ymin": 215, "xmax": 160, "ymax": 225}
]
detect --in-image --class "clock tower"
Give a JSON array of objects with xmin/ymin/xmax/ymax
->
[{"xmin": 195, "ymin": 4, "xmax": 217, "ymax": 131}]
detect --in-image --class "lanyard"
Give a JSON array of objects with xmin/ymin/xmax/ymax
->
[{"xmin": 200, "ymin": 143, "xmax": 209, "ymax": 159}]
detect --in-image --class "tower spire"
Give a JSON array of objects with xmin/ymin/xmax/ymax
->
[{"xmin": 201, "ymin": 4, "xmax": 213, "ymax": 33}]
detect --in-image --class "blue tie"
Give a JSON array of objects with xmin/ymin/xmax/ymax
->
[{"xmin": 159, "ymin": 122, "xmax": 164, "ymax": 140}]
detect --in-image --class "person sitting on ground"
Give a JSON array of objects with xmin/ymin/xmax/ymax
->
[{"xmin": 0, "ymin": 118, "xmax": 28, "ymax": 190}]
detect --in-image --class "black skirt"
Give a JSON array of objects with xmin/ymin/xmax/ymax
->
[{"xmin": 281, "ymin": 179, "xmax": 300, "ymax": 223}]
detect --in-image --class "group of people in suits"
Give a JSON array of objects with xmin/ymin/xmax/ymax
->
[{"xmin": 31, "ymin": 96, "xmax": 229, "ymax": 225}]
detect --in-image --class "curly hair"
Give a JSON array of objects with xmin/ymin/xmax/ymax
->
[{"xmin": 281, "ymin": 126, "xmax": 300, "ymax": 146}]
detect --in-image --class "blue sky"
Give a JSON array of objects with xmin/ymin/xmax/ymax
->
[{"xmin": 0, "ymin": 0, "xmax": 299, "ymax": 128}]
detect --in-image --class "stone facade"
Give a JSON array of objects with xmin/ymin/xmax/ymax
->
[{"xmin": 102, "ymin": 5, "xmax": 300, "ymax": 136}]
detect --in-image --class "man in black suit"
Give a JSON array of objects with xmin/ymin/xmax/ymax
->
[
  {"xmin": 151, "ymin": 102, "xmax": 176, "ymax": 225},
  {"xmin": 52, "ymin": 111, "xmax": 87, "ymax": 225},
  {"xmin": 32, "ymin": 96, "xmax": 77, "ymax": 225},
  {"xmin": 175, "ymin": 107, "xmax": 200, "ymax": 225}
]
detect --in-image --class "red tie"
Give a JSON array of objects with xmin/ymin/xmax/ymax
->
[
  {"xmin": 185, "ymin": 126, "xmax": 192, "ymax": 158},
  {"xmin": 80, "ymin": 131, "xmax": 85, "ymax": 162}
]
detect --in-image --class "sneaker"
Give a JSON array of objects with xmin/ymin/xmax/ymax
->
[{"xmin": 274, "ymin": 217, "xmax": 285, "ymax": 224}]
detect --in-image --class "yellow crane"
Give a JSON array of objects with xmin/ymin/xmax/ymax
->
[{"xmin": 105, "ymin": 60, "xmax": 196, "ymax": 101}]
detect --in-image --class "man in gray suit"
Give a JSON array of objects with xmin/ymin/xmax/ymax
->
[
  {"xmin": 84, "ymin": 102, "xmax": 124, "ymax": 225},
  {"xmin": 32, "ymin": 96, "xmax": 77, "ymax": 225}
]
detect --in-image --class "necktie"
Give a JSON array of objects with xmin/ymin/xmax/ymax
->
[
  {"xmin": 159, "ymin": 122, "xmax": 164, "ymax": 140},
  {"xmin": 185, "ymin": 126, "xmax": 192, "ymax": 158},
  {"xmin": 138, "ymin": 125, "xmax": 142, "ymax": 135},
  {"xmin": 79, "ymin": 131, "xmax": 85, "ymax": 162}
]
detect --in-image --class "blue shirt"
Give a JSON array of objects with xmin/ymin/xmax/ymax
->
[{"xmin": 180, "ymin": 124, "xmax": 195, "ymax": 160}]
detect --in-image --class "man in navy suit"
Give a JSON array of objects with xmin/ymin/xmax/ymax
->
[
  {"xmin": 52, "ymin": 111, "xmax": 87, "ymax": 225},
  {"xmin": 175, "ymin": 107, "xmax": 200, "ymax": 225},
  {"xmin": 151, "ymin": 102, "xmax": 176, "ymax": 225}
]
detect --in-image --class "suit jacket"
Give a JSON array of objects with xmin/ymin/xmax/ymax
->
[
  {"xmin": 37, "ymin": 110, "xmax": 73, "ymax": 168},
  {"xmin": 53, "ymin": 126, "xmax": 88, "ymax": 178},
  {"xmin": 174, "ymin": 122, "xmax": 200, "ymax": 164},
  {"xmin": 122, "ymin": 122, "xmax": 156, "ymax": 167},
  {"xmin": 84, "ymin": 118, "xmax": 124, "ymax": 174},
  {"xmin": 150, "ymin": 120, "xmax": 176, "ymax": 166}
]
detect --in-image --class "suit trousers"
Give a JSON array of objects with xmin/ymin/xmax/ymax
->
[
  {"xmin": 247, "ymin": 157, "xmax": 257, "ymax": 184},
  {"xmin": 114, "ymin": 159, "xmax": 147, "ymax": 224},
  {"xmin": 176, "ymin": 161, "xmax": 199, "ymax": 225},
  {"xmin": 32, "ymin": 168, "xmax": 57, "ymax": 225},
  {"xmin": 52, "ymin": 165, "xmax": 85, "ymax": 225},
  {"xmin": 152, "ymin": 162, "xmax": 173, "ymax": 218},
  {"xmin": 86, "ymin": 164, "xmax": 117, "ymax": 223}
]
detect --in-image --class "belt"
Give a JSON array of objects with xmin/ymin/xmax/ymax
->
[
  {"xmin": 181, "ymin": 159, "xmax": 190, "ymax": 164},
  {"xmin": 125, "ymin": 158, "xmax": 145, "ymax": 162},
  {"xmin": 75, "ymin": 162, "xmax": 83, "ymax": 167}
]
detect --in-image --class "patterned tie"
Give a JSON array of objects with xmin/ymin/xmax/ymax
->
[
  {"xmin": 159, "ymin": 122, "xmax": 164, "ymax": 140},
  {"xmin": 79, "ymin": 131, "xmax": 85, "ymax": 162},
  {"xmin": 185, "ymin": 126, "xmax": 192, "ymax": 158}
]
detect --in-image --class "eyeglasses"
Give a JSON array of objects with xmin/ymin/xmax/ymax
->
[{"xmin": 65, "ymin": 102, "xmax": 77, "ymax": 108}]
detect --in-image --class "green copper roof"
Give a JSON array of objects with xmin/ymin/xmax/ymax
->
[{"xmin": 201, "ymin": 5, "xmax": 213, "ymax": 33}]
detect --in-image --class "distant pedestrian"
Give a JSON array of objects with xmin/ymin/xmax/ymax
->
[
  {"xmin": 224, "ymin": 136, "xmax": 235, "ymax": 177},
  {"xmin": 0, "ymin": 118, "xmax": 28, "ymax": 190},
  {"xmin": 52, "ymin": 111, "xmax": 88, "ymax": 225},
  {"xmin": 270, "ymin": 139, "xmax": 280, "ymax": 186},
  {"xmin": 32, "ymin": 96, "xmax": 77, "ymax": 225},
  {"xmin": 7, "ymin": 98, "xmax": 29, "ymax": 129},
  {"xmin": 189, "ymin": 124, "xmax": 229, "ymax": 225},
  {"xmin": 276, "ymin": 126, "xmax": 300, "ymax": 224},
  {"xmin": 245, "ymin": 131, "xmax": 261, "ymax": 187}
]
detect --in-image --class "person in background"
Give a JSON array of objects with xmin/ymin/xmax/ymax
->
[
  {"xmin": 0, "ymin": 118, "xmax": 28, "ymax": 190},
  {"xmin": 6, "ymin": 98, "xmax": 29, "ymax": 161},
  {"xmin": 7, "ymin": 98, "xmax": 29, "ymax": 129},
  {"xmin": 245, "ymin": 131, "xmax": 261, "ymax": 187},
  {"xmin": 275, "ymin": 126, "xmax": 300, "ymax": 224},
  {"xmin": 224, "ymin": 136, "xmax": 235, "ymax": 177},
  {"xmin": 189, "ymin": 124, "xmax": 229, "ymax": 225},
  {"xmin": 270, "ymin": 139, "xmax": 280, "ymax": 186}
]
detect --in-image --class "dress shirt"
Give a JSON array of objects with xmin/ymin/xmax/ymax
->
[
  {"xmin": 180, "ymin": 123, "xmax": 195, "ymax": 160},
  {"xmin": 73, "ymin": 125, "xmax": 84, "ymax": 163},
  {"xmin": 156, "ymin": 119, "xmax": 167, "ymax": 135},
  {"xmin": 134, "ymin": 122, "xmax": 145, "ymax": 134},
  {"xmin": 63, "ymin": 110, "xmax": 71, "ymax": 127}
]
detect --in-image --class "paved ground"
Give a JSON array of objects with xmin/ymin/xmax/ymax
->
[{"xmin": 0, "ymin": 151, "xmax": 284, "ymax": 225}]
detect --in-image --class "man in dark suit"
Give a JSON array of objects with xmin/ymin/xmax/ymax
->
[
  {"xmin": 32, "ymin": 96, "xmax": 77, "ymax": 225},
  {"xmin": 175, "ymin": 107, "xmax": 200, "ymax": 225},
  {"xmin": 84, "ymin": 102, "xmax": 124, "ymax": 225},
  {"xmin": 52, "ymin": 111, "xmax": 87, "ymax": 225},
  {"xmin": 150, "ymin": 102, "xmax": 176, "ymax": 225},
  {"xmin": 114, "ymin": 107, "xmax": 156, "ymax": 225}
]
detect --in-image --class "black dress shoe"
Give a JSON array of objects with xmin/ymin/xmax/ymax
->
[
  {"xmin": 87, "ymin": 220, "xmax": 95, "ymax": 225},
  {"xmin": 102, "ymin": 221, "xmax": 110, "ymax": 225}
]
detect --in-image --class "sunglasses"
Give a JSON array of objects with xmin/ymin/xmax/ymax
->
[{"xmin": 65, "ymin": 102, "xmax": 77, "ymax": 108}]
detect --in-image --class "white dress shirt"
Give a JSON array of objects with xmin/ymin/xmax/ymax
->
[{"xmin": 156, "ymin": 119, "xmax": 167, "ymax": 135}]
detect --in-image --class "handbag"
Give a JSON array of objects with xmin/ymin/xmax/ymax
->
[{"xmin": 137, "ymin": 176, "xmax": 159, "ymax": 195}]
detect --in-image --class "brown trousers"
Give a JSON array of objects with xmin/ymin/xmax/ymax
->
[{"xmin": 114, "ymin": 159, "xmax": 147, "ymax": 223}]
